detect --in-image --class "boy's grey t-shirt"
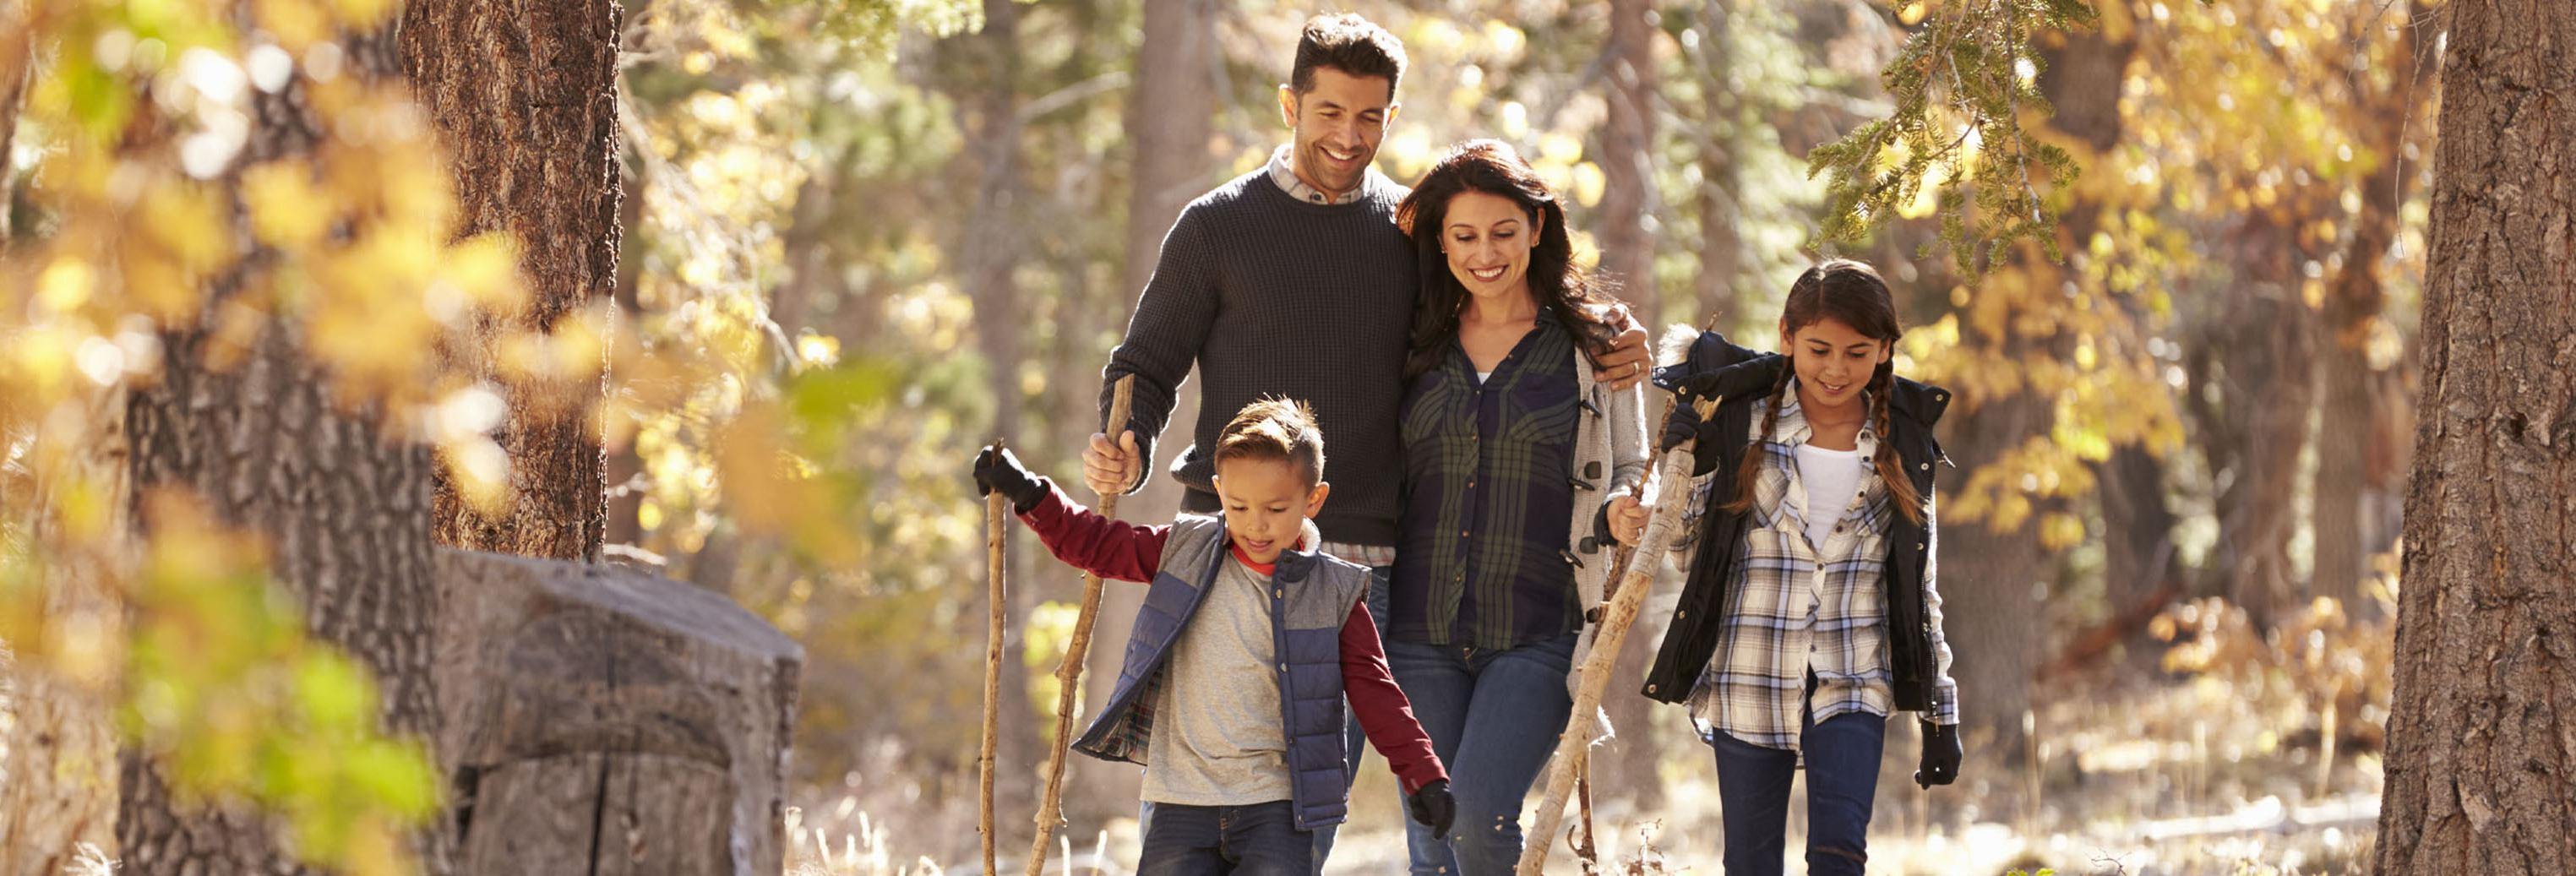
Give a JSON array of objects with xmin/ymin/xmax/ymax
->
[{"xmin": 1140, "ymin": 553, "xmax": 1293, "ymax": 806}]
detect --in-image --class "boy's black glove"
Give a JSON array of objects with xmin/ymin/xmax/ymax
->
[
  {"xmin": 1406, "ymin": 779, "xmax": 1456, "ymax": 840},
  {"xmin": 972, "ymin": 445, "xmax": 1049, "ymax": 514},
  {"xmin": 1914, "ymin": 721, "xmax": 1961, "ymax": 787}
]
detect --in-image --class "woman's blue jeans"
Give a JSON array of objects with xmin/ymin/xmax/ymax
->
[{"xmin": 1382, "ymin": 633, "xmax": 1578, "ymax": 875}]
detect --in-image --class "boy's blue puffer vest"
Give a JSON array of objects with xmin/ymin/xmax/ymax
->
[{"xmin": 1070, "ymin": 514, "xmax": 1372, "ymax": 830}]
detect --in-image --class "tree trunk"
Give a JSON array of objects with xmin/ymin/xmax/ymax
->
[
  {"xmin": 1598, "ymin": 0, "xmax": 1662, "ymax": 324},
  {"xmin": 2313, "ymin": 1, "xmax": 2431, "ymax": 618},
  {"xmin": 432, "ymin": 550, "xmax": 800, "ymax": 875},
  {"xmin": 2093, "ymin": 443, "xmax": 2180, "ymax": 623},
  {"xmin": 2190, "ymin": 212, "xmax": 2315, "ymax": 629},
  {"xmin": 123, "ymin": 302, "xmax": 449, "ymax": 876},
  {"xmin": 2, "ymin": 389, "xmax": 128, "ymax": 872},
  {"xmin": 1936, "ymin": 391, "xmax": 2045, "ymax": 753},
  {"xmin": 402, "ymin": 0, "xmax": 623, "ymax": 563},
  {"xmin": 115, "ymin": 30, "xmax": 453, "ymax": 876},
  {"xmin": 0, "ymin": 19, "xmax": 28, "ymax": 244},
  {"xmin": 953, "ymin": 0, "xmax": 1042, "ymax": 808},
  {"xmin": 2373, "ymin": 2, "xmax": 2576, "ymax": 872},
  {"xmin": 1937, "ymin": 21, "xmax": 2135, "ymax": 754},
  {"xmin": 1689, "ymin": 0, "xmax": 1741, "ymax": 330},
  {"xmin": 1592, "ymin": 0, "xmax": 1670, "ymax": 808},
  {"xmin": 1084, "ymin": 0, "xmax": 1220, "ymax": 824}
]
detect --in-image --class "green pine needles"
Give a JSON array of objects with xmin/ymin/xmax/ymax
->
[{"xmin": 1810, "ymin": 0, "xmax": 2097, "ymax": 277}]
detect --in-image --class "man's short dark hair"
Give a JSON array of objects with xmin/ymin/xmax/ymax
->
[{"xmin": 1290, "ymin": 14, "xmax": 1406, "ymax": 99}]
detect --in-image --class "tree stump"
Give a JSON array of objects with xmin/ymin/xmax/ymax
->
[{"xmin": 433, "ymin": 549, "xmax": 802, "ymax": 875}]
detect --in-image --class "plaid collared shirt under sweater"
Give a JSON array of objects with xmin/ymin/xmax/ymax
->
[{"xmin": 1687, "ymin": 382, "xmax": 1961, "ymax": 752}]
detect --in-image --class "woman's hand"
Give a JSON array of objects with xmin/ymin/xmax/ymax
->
[{"xmin": 1608, "ymin": 495, "xmax": 1650, "ymax": 546}]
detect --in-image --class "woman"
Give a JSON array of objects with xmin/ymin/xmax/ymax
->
[
  {"xmin": 1382, "ymin": 139, "xmax": 1648, "ymax": 875},
  {"xmin": 1629, "ymin": 259, "xmax": 1965, "ymax": 875}
]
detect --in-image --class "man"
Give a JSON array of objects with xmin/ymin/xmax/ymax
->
[{"xmin": 1086, "ymin": 13, "xmax": 1654, "ymax": 868}]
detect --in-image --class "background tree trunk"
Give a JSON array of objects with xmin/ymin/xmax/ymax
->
[
  {"xmin": 2187, "ymin": 212, "xmax": 2315, "ymax": 629},
  {"xmin": 2373, "ymin": 1, "xmax": 2576, "ymax": 872},
  {"xmin": 1689, "ymin": 0, "xmax": 1742, "ymax": 329},
  {"xmin": 2312, "ymin": 0, "xmax": 2431, "ymax": 618},
  {"xmin": 1076, "ymin": 0, "xmax": 1220, "ymax": 825},
  {"xmin": 1598, "ymin": 0, "xmax": 1662, "ymax": 324},
  {"xmin": 1594, "ymin": 0, "xmax": 1671, "ymax": 812},
  {"xmin": 1940, "ymin": 20, "xmax": 2135, "ymax": 754},
  {"xmin": 402, "ymin": 0, "xmax": 624, "ymax": 563},
  {"xmin": 0, "ymin": 15, "xmax": 28, "ymax": 244},
  {"xmin": 951, "ymin": 0, "xmax": 1043, "ymax": 808}
]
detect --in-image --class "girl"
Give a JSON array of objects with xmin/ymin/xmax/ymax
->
[
  {"xmin": 1382, "ymin": 139, "xmax": 1650, "ymax": 875},
  {"xmin": 1617, "ymin": 259, "xmax": 1963, "ymax": 876}
]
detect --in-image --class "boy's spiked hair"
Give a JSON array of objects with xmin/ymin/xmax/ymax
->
[{"xmin": 1213, "ymin": 397, "xmax": 1326, "ymax": 486}]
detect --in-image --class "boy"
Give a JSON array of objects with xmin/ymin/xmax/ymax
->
[{"xmin": 974, "ymin": 398, "xmax": 1454, "ymax": 874}]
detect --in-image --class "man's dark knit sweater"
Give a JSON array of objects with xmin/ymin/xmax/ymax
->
[{"xmin": 1101, "ymin": 166, "xmax": 1414, "ymax": 547}]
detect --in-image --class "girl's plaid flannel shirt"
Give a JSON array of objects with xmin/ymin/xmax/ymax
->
[{"xmin": 1686, "ymin": 387, "xmax": 1961, "ymax": 752}]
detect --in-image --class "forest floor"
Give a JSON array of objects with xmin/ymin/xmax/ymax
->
[{"xmin": 788, "ymin": 627, "xmax": 2384, "ymax": 876}]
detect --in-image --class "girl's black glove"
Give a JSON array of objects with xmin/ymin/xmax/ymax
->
[
  {"xmin": 1406, "ymin": 779, "xmax": 1456, "ymax": 840},
  {"xmin": 1914, "ymin": 721, "xmax": 1962, "ymax": 787},
  {"xmin": 972, "ymin": 445, "xmax": 1049, "ymax": 514}
]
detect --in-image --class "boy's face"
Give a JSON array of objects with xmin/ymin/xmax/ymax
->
[{"xmin": 1212, "ymin": 457, "xmax": 1329, "ymax": 566}]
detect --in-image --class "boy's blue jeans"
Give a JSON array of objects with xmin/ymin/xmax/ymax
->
[
  {"xmin": 1137, "ymin": 800, "xmax": 1313, "ymax": 875},
  {"xmin": 1706, "ymin": 711, "xmax": 1888, "ymax": 876},
  {"xmin": 1380, "ymin": 632, "xmax": 1577, "ymax": 875}
]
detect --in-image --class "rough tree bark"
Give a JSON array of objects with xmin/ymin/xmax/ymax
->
[
  {"xmin": 2372, "ymin": 2, "xmax": 2576, "ymax": 872},
  {"xmin": 112, "ymin": 29, "xmax": 453, "ymax": 875},
  {"xmin": 402, "ymin": 0, "xmax": 622, "ymax": 563}
]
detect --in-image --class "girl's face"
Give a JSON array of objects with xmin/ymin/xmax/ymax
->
[
  {"xmin": 1780, "ymin": 317, "xmax": 1892, "ymax": 411},
  {"xmin": 1441, "ymin": 190, "xmax": 1538, "ymax": 303}
]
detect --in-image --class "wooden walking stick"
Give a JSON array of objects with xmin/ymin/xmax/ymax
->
[
  {"xmin": 1570, "ymin": 751, "xmax": 1600, "ymax": 873},
  {"xmin": 981, "ymin": 438, "xmax": 1010, "ymax": 876},
  {"xmin": 1025, "ymin": 375, "xmax": 1135, "ymax": 876},
  {"xmin": 1517, "ymin": 389, "xmax": 1718, "ymax": 876}
]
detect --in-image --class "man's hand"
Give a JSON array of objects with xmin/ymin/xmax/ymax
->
[
  {"xmin": 1081, "ymin": 430, "xmax": 1143, "ymax": 497},
  {"xmin": 1593, "ymin": 321, "xmax": 1653, "ymax": 390},
  {"xmin": 1607, "ymin": 495, "xmax": 1650, "ymax": 546}
]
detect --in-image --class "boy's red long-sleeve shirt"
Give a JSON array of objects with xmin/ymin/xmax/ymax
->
[{"xmin": 1018, "ymin": 482, "xmax": 1448, "ymax": 794}]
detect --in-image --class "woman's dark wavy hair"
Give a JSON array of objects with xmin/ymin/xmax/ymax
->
[
  {"xmin": 1723, "ymin": 258, "xmax": 1925, "ymax": 525},
  {"xmin": 1394, "ymin": 139, "xmax": 1620, "ymax": 379}
]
